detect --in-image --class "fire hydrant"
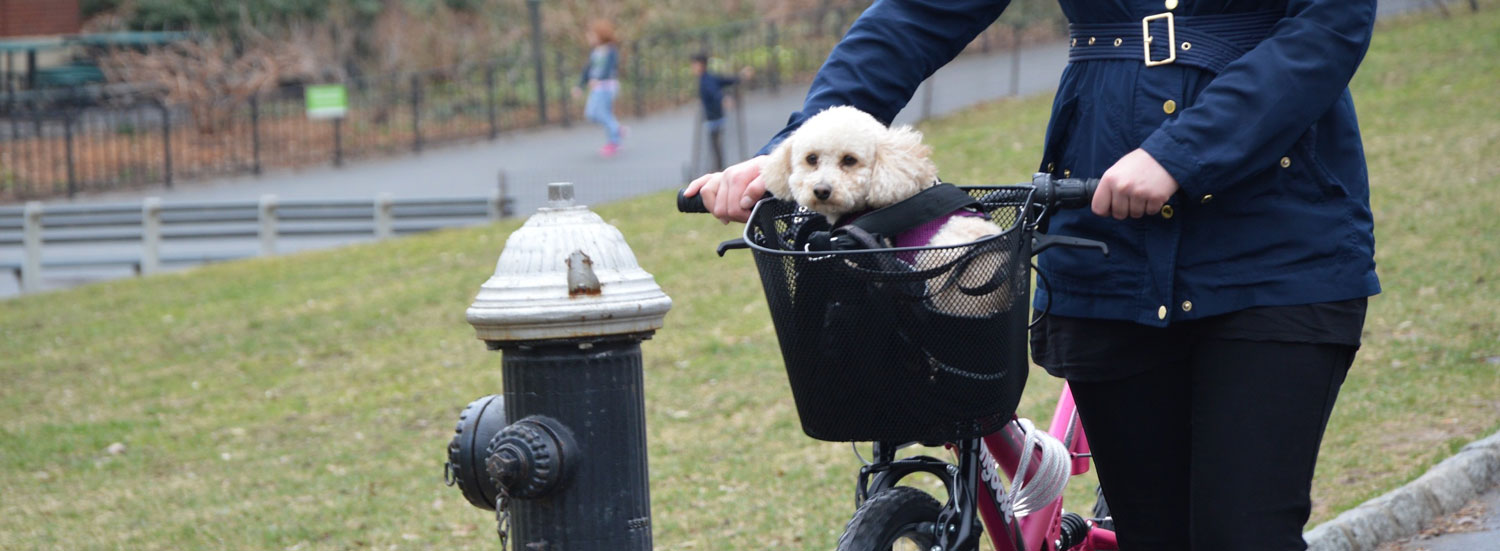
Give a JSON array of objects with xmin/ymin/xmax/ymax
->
[{"xmin": 445, "ymin": 182, "xmax": 672, "ymax": 550}]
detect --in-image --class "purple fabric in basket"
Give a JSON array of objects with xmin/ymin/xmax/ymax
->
[
  {"xmin": 892, "ymin": 209, "xmax": 986, "ymax": 250},
  {"xmin": 834, "ymin": 208, "xmax": 986, "ymax": 264}
]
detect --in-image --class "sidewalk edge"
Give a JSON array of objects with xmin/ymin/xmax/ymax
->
[{"xmin": 1305, "ymin": 429, "xmax": 1500, "ymax": 551}]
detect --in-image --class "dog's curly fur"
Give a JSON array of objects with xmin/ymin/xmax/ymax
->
[{"xmin": 760, "ymin": 106, "xmax": 1014, "ymax": 316}]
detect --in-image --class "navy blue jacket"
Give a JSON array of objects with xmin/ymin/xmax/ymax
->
[
  {"xmin": 699, "ymin": 73, "xmax": 738, "ymax": 121},
  {"xmin": 761, "ymin": 0, "xmax": 1380, "ymax": 326}
]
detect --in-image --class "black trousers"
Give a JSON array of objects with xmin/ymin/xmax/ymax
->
[{"xmin": 1068, "ymin": 339, "xmax": 1355, "ymax": 551}]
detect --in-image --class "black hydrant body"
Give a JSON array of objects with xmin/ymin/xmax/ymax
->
[
  {"xmin": 496, "ymin": 338, "xmax": 652, "ymax": 549},
  {"xmin": 451, "ymin": 182, "xmax": 671, "ymax": 551}
]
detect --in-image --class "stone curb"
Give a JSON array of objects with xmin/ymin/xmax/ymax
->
[{"xmin": 1304, "ymin": 429, "xmax": 1500, "ymax": 551}]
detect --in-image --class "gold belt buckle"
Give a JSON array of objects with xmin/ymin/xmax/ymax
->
[{"xmin": 1142, "ymin": 12, "xmax": 1176, "ymax": 67}]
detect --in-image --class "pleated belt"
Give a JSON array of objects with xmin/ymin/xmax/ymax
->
[{"xmin": 1067, "ymin": 10, "xmax": 1282, "ymax": 74}]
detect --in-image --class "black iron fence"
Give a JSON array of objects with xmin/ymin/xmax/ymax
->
[{"xmin": 0, "ymin": 3, "xmax": 1066, "ymax": 202}]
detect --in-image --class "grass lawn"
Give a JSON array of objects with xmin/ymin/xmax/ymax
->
[{"xmin": 2, "ymin": 5, "xmax": 1497, "ymax": 550}]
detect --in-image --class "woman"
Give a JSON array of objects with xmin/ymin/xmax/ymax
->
[
  {"xmin": 685, "ymin": 1, "xmax": 1380, "ymax": 549},
  {"xmin": 575, "ymin": 19, "xmax": 624, "ymax": 157}
]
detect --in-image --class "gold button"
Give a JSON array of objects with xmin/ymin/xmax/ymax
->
[
  {"xmin": 1163, "ymin": 99, "xmax": 1177, "ymax": 114},
  {"xmin": 1160, "ymin": 205, "xmax": 1175, "ymax": 219},
  {"xmin": 1200, "ymin": 194, "xmax": 1213, "ymax": 204},
  {"xmin": 1182, "ymin": 42, "xmax": 1192, "ymax": 51},
  {"xmin": 1114, "ymin": 38, "xmax": 1123, "ymax": 47},
  {"xmin": 1047, "ymin": 162, "xmax": 1056, "ymax": 172},
  {"xmin": 1071, "ymin": 38, "xmax": 1077, "ymax": 47},
  {"xmin": 1063, "ymin": 169, "xmax": 1071, "ymax": 178},
  {"xmin": 1158, "ymin": 305, "xmax": 1168, "ymax": 320},
  {"xmin": 1181, "ymin": 301, "xmax": 1193, "ymax": 312},
  {"xmin": 1280, "ymin": 156, "xmax": 1292, "ymax": 168},
  {"xmin": 1165, "ymin": 0, "xmax": 1179, "ymax": 9},
  {"xmin": 1089, "ymin": 37, "xmax": 1096, "ymax": 45}
]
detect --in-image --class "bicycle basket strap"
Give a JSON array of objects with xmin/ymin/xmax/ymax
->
[
  {"xmin": 849, "ymin": 183, "xmax": 983, "ymax": 238},
  {"xmin": 809, "ymin": 183, "xmax": 983, "ymax": 251}
]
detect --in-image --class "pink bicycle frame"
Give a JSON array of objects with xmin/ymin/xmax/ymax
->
[{"xmin": 973, "ymin": 383, "xmax": 1118, "ymax": 551}]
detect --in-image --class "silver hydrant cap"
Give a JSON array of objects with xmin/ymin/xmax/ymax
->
[{"xmin": 466, "ymin": 183, "xmax": 672, "ymax": 342}]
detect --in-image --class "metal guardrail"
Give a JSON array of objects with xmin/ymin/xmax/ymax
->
[{"xmin": 0, "ymin": 191, "xmax": 515, "ymax": 294}]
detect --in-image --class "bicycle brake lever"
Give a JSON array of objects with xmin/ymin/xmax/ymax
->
[
  {"xmin": 1032, "ymin": 233, "xmax": 1109, "ymax": 257},
  {"xmin": 716, "ymin": 238, "xmax": 750, "ymax": 257}
]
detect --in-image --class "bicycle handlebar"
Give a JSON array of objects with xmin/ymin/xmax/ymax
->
[
  {"xmin": 675, "ymin": 173, "xmax": 1099, "ymax": 214},
  {"xmin": 676, "ymin": 187, "xmax": 713, "ymax": 213},
  {"xmin": 1031, "ymin": 174, "xmax": 1099, "ymax": 211}
]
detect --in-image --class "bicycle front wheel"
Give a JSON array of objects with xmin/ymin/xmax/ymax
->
[{"xmin": 836, "ymin": 486, "xmax": 942, "ymax": 551}]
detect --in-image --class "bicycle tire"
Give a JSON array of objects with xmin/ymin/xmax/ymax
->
[{"xmin": 836, "ymin": 486, "xmax": 943, "ymax": 551}]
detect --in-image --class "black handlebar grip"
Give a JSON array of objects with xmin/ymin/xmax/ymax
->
[
  {"xmin": 676, "ymin": 188, "xmax": 710, "ymax": 213},
  {"xmin": 1054, "ymin": 178, "xmax": 1100, "ymax": 210}
]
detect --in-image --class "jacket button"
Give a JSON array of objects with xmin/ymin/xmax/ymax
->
[
  {"xmin": 1048, "ymin": 162, "xmax": 1056, "ymax": 172},
  {"xmin": 1157, "ymin": 305, "xmax": 1168, "ymax": 320},
  {"xmin": 1163, "ymin": 100, "xmax": 1177, "ymax": 114},
  {"xmin": 1280, "ymin": 156, "xmax": 1292, "ymax": 168},
  {"xmin": 1160, "ymin": 205, "xmax": 1175, "ymax": 219},
  {"xmin": 1166, "ymin": 0, "xmax": 1179, "ymax": 9},
  {"xmin": 1181, "ymin": 301, "xmax": 1193, "ymax": 312},
  {"xmin": 1089, "ymin": 37, "xmax": 1096, "ymax": 45},
  {"xmin": 1200, "ymin": 194, "xmax": 1213, "ymax": 204},
  {"xmin": 1063, "ymin": 169, "xmax": 1071, "ymax": 177}
]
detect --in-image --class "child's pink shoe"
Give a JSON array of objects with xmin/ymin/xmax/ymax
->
[{"xmin": 600, "ymin": 143, "xmax": 619, "ymax": 157}]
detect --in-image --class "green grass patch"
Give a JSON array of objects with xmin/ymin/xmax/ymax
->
[{"xmin": 3, "ymin": 5, "xmax": 1498, "ymax": 550}]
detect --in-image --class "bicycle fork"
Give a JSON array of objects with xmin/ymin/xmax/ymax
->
[{"xmin": 935, "ymin": 438, "xmax": 987, "ymax": 551}]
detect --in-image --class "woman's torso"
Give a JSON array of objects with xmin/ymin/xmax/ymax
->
[{"xmin": 1034, "ymin": 0, "xmax": 1379, "ymax": 327}]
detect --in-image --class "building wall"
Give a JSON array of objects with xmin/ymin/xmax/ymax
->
[{"xmin": 0, "ymin": 0, "xmax": 82, "ymax": 38}]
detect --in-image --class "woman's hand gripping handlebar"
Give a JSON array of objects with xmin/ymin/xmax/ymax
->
[
  {"xmin": 679, "ymin": 156, "xmax": 768, "ymax": 222},
  {"xmin": 677, "ymin": 183, "xmax": 762, "ymax": 256},
  {"xmin": 676, "ymin": 187, "xmax": 770, "ymax": 214}
]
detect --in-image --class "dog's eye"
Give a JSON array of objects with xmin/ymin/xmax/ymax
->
[
  {"xmin": 805, "ymin": 154, "xmax": 818, "ymax": 166},
  {"xmin": 841, "ymin": 155, "xmax": 857, "ymax": 167}
]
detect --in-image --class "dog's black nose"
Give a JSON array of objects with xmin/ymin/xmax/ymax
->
[{"xmin": 813, "ymin": 184, "xmax": 832, "ymax": 200}]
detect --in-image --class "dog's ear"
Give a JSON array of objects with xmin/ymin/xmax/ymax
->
[
  {"xmin": 758, "ymin": 136, "xmax": 795, "ymax": 200},
  {"xmin": 870, "ymin": 125, "xmax": 938, "ymax": 205}
]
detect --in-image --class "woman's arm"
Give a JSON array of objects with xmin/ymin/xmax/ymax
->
[
  {"xmin": 1137, "ymin": 0, "xmax": 1377, "ymax": 199},
  {"xmin": 758, "ymin": 0, "xmax": 1012, "ymax": 154},
  {"xmin": 691, "ymin": 0, "xmax": 1010, "ymax": 223}
]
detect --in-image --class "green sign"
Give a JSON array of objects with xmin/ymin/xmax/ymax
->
[{"xmin": 305, "ymin": 84, "xmax": 348, "ymax": 120}]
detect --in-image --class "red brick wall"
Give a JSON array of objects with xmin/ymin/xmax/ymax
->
[{"xmin": 0, "ymin": 0, "xmax": 82, "ymax": 38}]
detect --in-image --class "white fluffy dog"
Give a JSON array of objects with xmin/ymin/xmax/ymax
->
[{"xmin": 759, "ymin": 105, "xmax": 1013, "ymax": 316}]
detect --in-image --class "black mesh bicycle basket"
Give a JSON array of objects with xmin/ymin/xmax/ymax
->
[{"xmin": 743, "ymin": 186, "xmax": 1035, "ymax": 442}]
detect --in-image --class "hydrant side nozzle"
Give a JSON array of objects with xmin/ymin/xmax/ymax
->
[
  {"xmin": 447, "ymin": 395, "xmax": 508, "ymax": 511},
  {"xmin": 484, "ymin": 416, "xmax": 577, "ymax": 500}
]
